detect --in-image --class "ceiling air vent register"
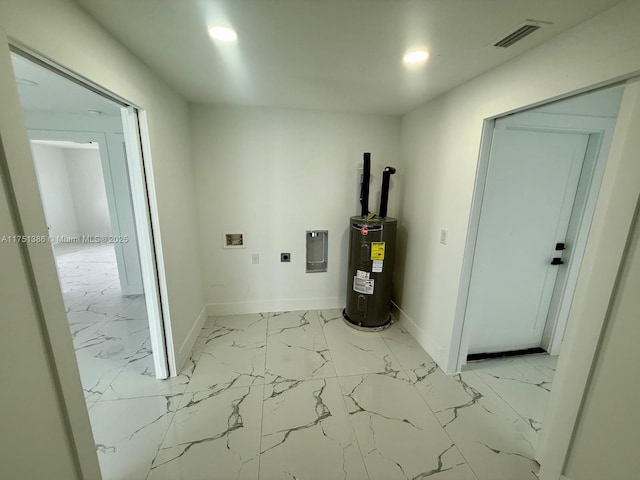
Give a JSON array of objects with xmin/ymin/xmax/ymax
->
[{"xmin": 493, "ymin": 20, "xmax": 550, "ymax": 48}]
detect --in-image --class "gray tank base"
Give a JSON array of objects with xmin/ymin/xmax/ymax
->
[
  {"xmin": 342, "ymin": 308, "xmax": 392, "ymax": 331},
  {"xmin": 344, "ymin": 216, "xmax": 397, "ymax": 331}
]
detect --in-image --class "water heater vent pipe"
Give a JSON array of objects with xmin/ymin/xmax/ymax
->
[
  {"xmin": 360, "ymin": 152, "xmax": 371, "ymax": 217},
  {"xmin": 379, "ymin": 166, "xmax": 396, "ymax": 218}
]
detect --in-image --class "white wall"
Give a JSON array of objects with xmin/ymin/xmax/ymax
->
[
  {"xmin": 562, "ymin": 198, "xmax": 640, "ymax": 479},
  {"xmin": 65, "ymin": 147, "xmax": 111, "ymax": 237},
  {"xmin": 395, "ymin": 0, "xmax": 640, "ymax": 371},
  {"xmin": 0, "ymin": 1, "xmax": 205, "ymax": 475},
  {"xmin": 0, "ymin": 146, "xmax": 82, "ymax": 479},
  {"xmin": 0, "ymin": 31, "xmax": 98, "ymax": 478},
  {"xmin": 31, "ymin": 143, "xmax": 79, "ymax": 238},
  {"xmin": 190, "ymin": 104, "xmax": 400, "ymax": 313},
  {"xmin": 535, "ymin": 86, "xmax": 624, "ymax": 118},
  {"xmin": 32, "ymin": 142, "xmax": 122, "ymax": 239},
  {"xmin": 0, "ymin": 0, "xmax": 206, "ymax": 373}
]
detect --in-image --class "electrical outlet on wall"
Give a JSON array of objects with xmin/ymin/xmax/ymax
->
[
  {"xmin": 251, "ymin": 253, "xmax": 259, "ymax": 264},
  {"xmin": 440, "ymin": 228, "xmax": 448, "ymax": 245}
]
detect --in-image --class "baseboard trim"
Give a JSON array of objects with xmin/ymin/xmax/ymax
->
[
  {"xmin": 178, "ymin": 301, "xmax": 449, "ymax": 376},
  {"xmin": 207, "ymin": 297, "xmax": 346, "ymax": 317},
  {"xmin": 120, "ymin": 286, "xmax": 144, "ymax": 296},
  {"xmin": 175, "ymin": 304, "xmax": 208, "ymax": 374},
  {"xmin": 391, "ymin": 301, "xmax": 447, "ymax": 371}
]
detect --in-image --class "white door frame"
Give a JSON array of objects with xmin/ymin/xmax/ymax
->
[
  {"xmin": 540, "ymin": 113, "xmax": 616, "ymax": 355},
  {"xmin": 121, "ymin": 107, "xmax": 175, "ymax": 378},
  {"xmin": 8, "ymin": 46, "xmax": 171, "ymax": 378},
  {"xmin": 452, "ymin": 110, "xmax": 618, "ymax": 370}
]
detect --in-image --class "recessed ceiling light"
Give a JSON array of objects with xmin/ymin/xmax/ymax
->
[
  {"xmin": 208, "ymin": 26, "xmax": 238, "ymax": 42},
  {"xmin": 87, "ymin": 109, "xmax": 103, "ymax": 116},
  {"xmin": 15, "ymin": 78, "xmax": 39, "ymax": 87},
  {"xmin": 403, "ymin": 50, "xmax": 430, "ymax": 64}
]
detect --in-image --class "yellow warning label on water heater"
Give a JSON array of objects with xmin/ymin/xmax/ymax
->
[{"xmin": 371, "ymin": 242, "xmax": 385, "ymax": 260}]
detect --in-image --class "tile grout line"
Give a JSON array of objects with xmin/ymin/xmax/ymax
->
[
  {"xmin": 314, "ymin": 309, "xmax": 339, "ymax": 379},
  {"xmin": 88, "ymin": 360, "xmax": 130, "ymax": 406},
  {"xmin": 318, "ymin": 309, "xmax": 373, "ymax": 480},
  {"xmin": 522, "ymin": 355, "xmax": 557, "ymax": 382},
  {"xmin": 377, "ymin": 331, "xmax": 411, "ymax": 374},
  {"xmin": 468, "ymin": 358, "xmax": 552, "ymax": 434},
  {"xmin": 467, "ymin": 371, "xmax": 542, "ymax": 479},
  {"xmin": 256, "ymin": 311, "xmax": 269, "ymax": 479},
  {"xmin": 143, "ymin": 319, "xmax": 206, "ymax": 480},
  {"xmin": 142, "ymin": 392, "xmax": 184, "ymax": 480},
  {"xmin": 91, "ymin": 331, "xmax": 152, "ymax": 404},
  {"xmin": 334, "ymin": 381, "xmax": 374, "ymax": 480},
  {"xmin": 466, "ymin": 367, "xmax": 542, "ymax": 448},
  {"xmin": 412, "ymin": 374, "xmax": 482, "ymax": 480},
  {"xmin": 392, "ymin": 351, "xmax": 483, "ymax": 480},
  {"xmin": 376, "ymin": 320, "xmax": 482, "ymax": 479}
]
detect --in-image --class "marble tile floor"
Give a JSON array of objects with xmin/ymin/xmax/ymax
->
[
  {"xmin": 466, "ymin": 355, "xmax": 558, "ymax": 435},
  {"xmin": 87, "ymin": 308, "xmax": 559, "ymax": 480},
  {"xmin": 53, "ymin": 243, "xmax": 152, "ymax": 407},
  {"xmin": 51, "ymin": 245, "xmax": 557, "ymax": 480}
]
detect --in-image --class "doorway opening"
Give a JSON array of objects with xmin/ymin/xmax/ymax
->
[
  {"xmin": 29, "ymin": 134, "xmax": 152, "ymax": 400},
  {"xmin": 452, "ymin": 85, "xmax": 624, "ymax": 447},
  {"xmin": 10, "ymin": 48, "xmax": 177, "ymax": 476}
]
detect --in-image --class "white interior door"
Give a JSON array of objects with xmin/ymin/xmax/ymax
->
[{"xmin": 467, "ymin": 118, "xmax": 589, "ymax": 354}]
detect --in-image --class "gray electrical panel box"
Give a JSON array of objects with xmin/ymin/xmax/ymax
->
[{"xmin": 306, "ymin": 230, "xmax": 328, "ymax": 272}]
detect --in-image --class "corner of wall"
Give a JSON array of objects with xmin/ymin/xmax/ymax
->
[
  {"xmin": 175, "ymin": 303, "xmax": 208, "ymax": 373},
  {"xmin": 391, "ymin": 301, "xmax": 448, "ymax": 371}
]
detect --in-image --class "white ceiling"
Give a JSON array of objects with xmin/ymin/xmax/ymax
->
[
  {"xmin": 11, "ymin": 53, "xmax": 121, "ymax": 116},
  {"xmin": 73, "ymin": 0, "xmax": 623, "ymax": 115}
]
